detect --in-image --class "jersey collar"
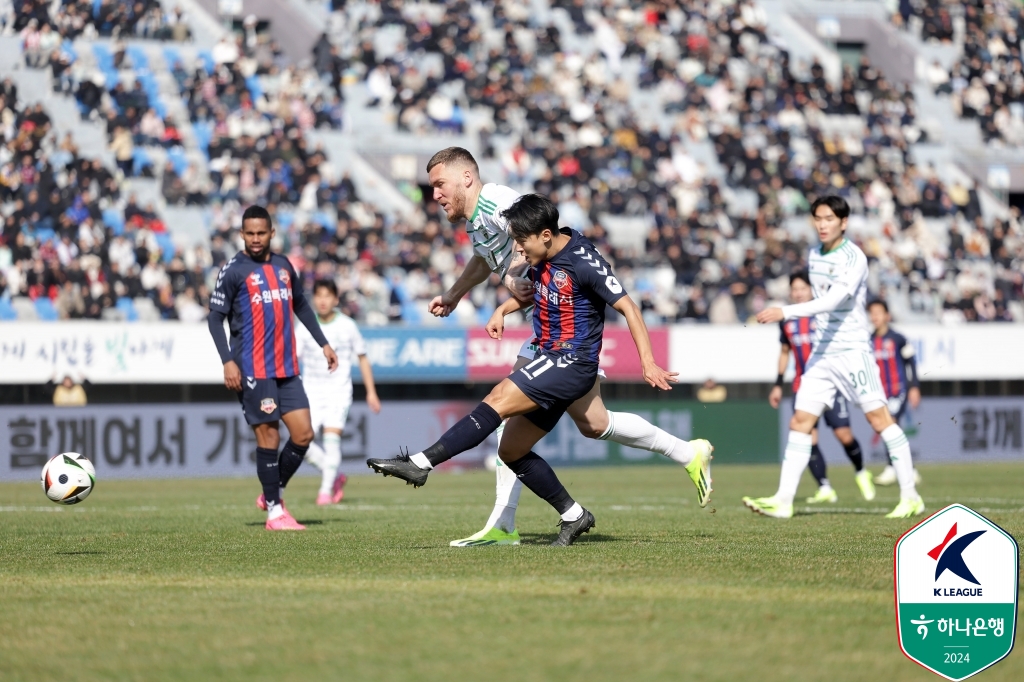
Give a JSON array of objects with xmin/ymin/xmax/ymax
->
[
  {"xmin": 469, "ymin": 197, "xmax": 480, "ymax": 222},
  {"xmin": 820, "ymin": 237, "xmax": 847, "ymax": 255}
]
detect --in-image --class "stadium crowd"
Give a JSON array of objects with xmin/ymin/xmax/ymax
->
[
  {"xmin": 9, "ymin": 0, "xmax": 191, "ymax": 43},
  {"xmin": 2, "ymin": 0, "xmax": 1023, "ymax": 326}
]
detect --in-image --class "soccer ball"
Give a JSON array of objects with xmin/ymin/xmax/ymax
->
[{"xmin": 40, "ymin": 452, "xmax": 96, "ymax": 505}]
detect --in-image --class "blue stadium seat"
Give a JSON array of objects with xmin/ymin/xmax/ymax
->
[
  {"xmin": 61, "ymin": 40, "xmax": 77, "ymax": 63},
  {"xmin": 193, "ymin": 121, "xmax": 212, "ymax": 154},
  {"xmin": 0, "ymin": 298, "xmax": 16, "ymax": 320},
  {"xmin": 35, "ymin": 297, "xmax": 58, "ymax": 321},
  {"xmin": 167, "ymin": 148, "xmax": 188, "ymax": 176},
  {"xmin": 155, "ymin": 233, "xmax": 175, "ymax": 263},
  {"xmin": 132, "ymin": 149, "xmax": 152, "ymax": 178},
  {"xmin": 35, "ymin": 228, "xmax": 56, "ymax": 245},
  {"xmin": 245, "ymin": 75, "xmax": 263, "ymax": 100},
  {"xmin": 401, "ymin": 302, "xmax": 422, "ymax": 323},
  {"xmin": 198, "ymin": 50, "xmax": 215, "ymax": 75},
  {"xmin": 276, "ymin": 212, "xmax": 294, "ymax": 229},
  {"xmin": 116, "ymin": 297, "xmax": 138, "ymax": 322},
  {"xmin": 102, "ymin": 208, "xmax": 125, "ymax": 235},
  {"xmin": 127, "ymin": 46, "xmax": 149, "ymax": 70},
  {"xmin": 163, "ymin": 46, "xmax": 181, "ymax": 69},
  {"xmin": 314, "ymin": 212, "xmax": 334, "ymax": 230}
]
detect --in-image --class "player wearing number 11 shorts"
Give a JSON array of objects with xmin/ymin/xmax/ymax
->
[{"xmin": 746, "ymin": 196, "xmax": 925, "ymax": 519}]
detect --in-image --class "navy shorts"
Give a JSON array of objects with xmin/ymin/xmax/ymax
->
[
  {"xmin": 793, "ymin": 394, "xmax": 851, "ymax": 430},
  {"xmin": 509, "ymin": 352, "xmax": 598, "ymax": 433},
  {"xmin": 237, "ymin": 375, "xmax": 310, "ymax": 426}
]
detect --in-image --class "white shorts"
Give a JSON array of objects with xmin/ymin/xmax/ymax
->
[
  {"xmin": 794, "ymin": 350, "xmax": 887, "ymax": 417},
  {"xmin": 307, "ymin": 393, "xmax": 352, "ymax": 432},
  {"xmin": 516, "ymin": 339, "xmax": 606, "ymax": 379}
]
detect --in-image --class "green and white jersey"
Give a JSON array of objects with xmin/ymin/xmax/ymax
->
[
  {"xmin": 296, "ymin": 309, "xmax": 365, "ymax": 395},
  {"xmin": 782, "ymin": 238, "xmax": 872, "ymax": 356},
  {"xmin": 468, "ymin": 183, "xmax": 521, "ymax": 277}
]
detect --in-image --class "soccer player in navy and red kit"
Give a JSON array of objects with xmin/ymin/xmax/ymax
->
[
  {"xmin": 868, "ymin": 299, "xmax": 921, "ymax": 486},
  {"xmin": 366, "ymin": 194, "xmax": 699, "ymax": 546},
  {"xmin": 207, "ymin": 205, "xmax": 338, "ymax": 530},
  {"xmin": 771, "ymin": 272, "xmax": 874, "ymax": 503}
]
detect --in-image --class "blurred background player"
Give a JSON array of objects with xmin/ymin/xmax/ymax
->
[
  {"xmin": 868, "ymin": 300, "xmax": 922, "ymax": 487},
  {"xmin": 426, "ymin": 147, "xmax": 711, "ymax": 547},
  {"xmin": 296, "ymin": 279, "xmax": 381, "ymax": 505},
  {"xmin": 749, "ymin": 196, "xmax": 924, "ymax": 519},
  {"xmin": 208, "ymin": 205, "xmax": 338, "ymax": 531},
  {"xmin": 771, "ymin": 271, "xmax": 874, "ymax": 504}
]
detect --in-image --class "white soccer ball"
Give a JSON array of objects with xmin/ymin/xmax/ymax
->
[{"xmin": 40, "ymin": 452, "xmax": 96, "ymax": 505}]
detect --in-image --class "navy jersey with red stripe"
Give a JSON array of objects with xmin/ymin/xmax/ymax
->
[
  {"xmin": 779, "ymin": 318, "xmax": 815, "ymax": 391},
  {"xmin": 872, "ymin": 329, "xmax": 918, "ymax": 398},
  {"xmin": 209, "ymin": 252, "xmax": 303, "ymax": 379},
  {"xmin": 529, "ymin": 228, "xmax": 627, "ymax": 364}
]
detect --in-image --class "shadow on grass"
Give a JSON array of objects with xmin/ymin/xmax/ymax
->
[
  {"xmin": 54, "ymin": 551, "xmax": 107, "ymax": 555},
  {"xmin": 518, "ymin": 532, "xmax": 618, "ymax": 545},
  {"xmin": 244, "ymin": 519, "xmax": 325, "ymax": 527}
]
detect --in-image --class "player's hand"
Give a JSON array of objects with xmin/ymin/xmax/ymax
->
[
  {"xmin": 223, "ymin": 360, "xmax": 242, "ymax": 392},
  {"xmin": 503, "ymin": 273, "xmax": 534, "ymax": 300},
  {"xmin": 429, "ymin": 292, "xmax": 459, "ymax": 318},
  {"xmin": 908, "ymin": 386, "xmax": 921, "ymax": 410},
  {"xmin": 768, "ymin": 385, "xmax": 783, "ymax": 409},
  {"xmin": 642, "ymin": 361, "xmax": 678, "ymax": 391},
  {"xmin": 367, "ymin": 392, "xmax": 382, "ymax": 414},
  {"xmin": 486, "ymin": 309, "xmax": 505, "ymax": 340},
  {"xmin": 756, "ymin": 307, "xmax": 785, "ymax": 324},
  {"xmin": 323, "ymin": 345, "xmax": 339, "ymax": 373}
]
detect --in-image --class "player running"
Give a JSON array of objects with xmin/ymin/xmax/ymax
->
[
  {"xmin": 426, "ymin": 146, "xmax": 712, "ymax": 547},
  {"xmin": 772, "ymin": 271, "xmax": 875, "ymax": 504},
  {"xmin": 207, "ymin": 205, "xmax": 339, "ymax": 531},
  {"xmin": 868, "ymin": 299, "xmax": 922, "ymax": 486},
  {"xmin": 366, "ymin": 194, "xmax": 706, "ymax": 546},
  {"xmin": 295, "ymin": 279, "xmax": 381, "ymax": 505},
  {"xmin": 747, "ymin": 196, "xmax": 925, "ymax": 519}
]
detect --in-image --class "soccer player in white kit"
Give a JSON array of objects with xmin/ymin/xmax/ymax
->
[
  {"xmin": 746, "ymin": 196, "xmax": 925, "ymax": 519},
  {"xmin": 295, "ymin": 280, "xmax": 381, "ymax": 505},
  {"xmin": 426, "ymin": 147, "xmax": 713, "ymax": 546}
]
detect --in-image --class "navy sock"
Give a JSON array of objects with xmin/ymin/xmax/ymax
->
[
  {"xmin": 279, "ymin": 440, "xmax": 309, "ymax": 488},
  {"xmin": 256, "ymin": 447, "xmax": 281, "ymax": 506},
  {"xmin": 843, "ymin": 440, "xmax": 864, "ymax": 472},
  {"xmin": 808, "ymin": 444, "xmax": 828, "ymax": 487},
  {"xmin": 504, "ymin": 452, "xmax": 575, "ymax": 515},
  {"xmin": 422, "ymin": 402, "xmax": 502, "ymax": 467}
]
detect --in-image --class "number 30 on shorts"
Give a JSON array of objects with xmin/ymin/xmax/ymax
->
[{"xmin": 848, "ymin": 370, "xmax": 870, "ymax": 389}]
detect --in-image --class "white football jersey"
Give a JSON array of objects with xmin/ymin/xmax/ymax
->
[
  {"xmin": 295, "ymin": 309, "xmax": 366, "ymax": 395},
  {"xmin": 782, "ymin": 238, "xmax": 872, "ymax": 356},
  {"xmin": 469, "ymin": 183, "xmax": 521, "ymax": 277}
]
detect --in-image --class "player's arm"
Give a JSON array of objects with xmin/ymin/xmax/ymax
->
[
  {"xmin": 757, "ymin": 257, "xmax": 868, "ymax": 323},
  {"xmin": 429, "ymin": 255, "xmax": 491, "ymax": 318},
  {"xmin": 208, "ymin": 265, "xmax": 241, "ymax": 391},
  {"xmin": 770, "ymin": 340, "xmax": 790, "ymax": 409},
  {"xmin": 485, "ymin": 295, "xmax": 528, "ymax": 340},
  {"xmin": 611, "ymin": 295, "xmax": 678, "ymax": 391},
  {"xmin": 900, "ymin": 337, "xmax": 921, "ymax": 409},
  {"xmin": 289, "ymin": 265, "xmax": 338, "ymax": 372},
  {"xmin": 357, "ymin": 354, "xmax": 381, "ymax": 413}
]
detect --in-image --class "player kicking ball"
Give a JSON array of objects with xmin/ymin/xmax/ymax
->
[
  {"xmin": 746, "ymin": 196, "xmax": 925, "ymax": 519},
  {"xmin": 367, "ymin": 194, "xmax": 709, "ymax": 546},
  {"xmin": 425, "ymin": 147, "xmax": 712, "ymax": 547},
  {"xmin": 771, "ymin": 271, "xmax": 874, "ymax": 504},
  {"xmin": 208, "ymin": 206, "xmax": 339, "ymax": 530},
  {"xmin": 296, "ymin": 280, "xmax": 381, "ymax": 505}
]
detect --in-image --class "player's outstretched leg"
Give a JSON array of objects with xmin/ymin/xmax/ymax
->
[
  {"xmin": 880, "ymin": 424, "xmax": 925, "ymax": 518},
  {"xmin": 805, "ymin": 444, "xmax": 837, "ymax": 504},
  {"xmin": 743, "ymin": 430, "xmax": 813, "ymax": 519},
  {"xmin": 506, "ymin": 451, "xmax": 594, "ymax": 546},
  {"xmin": 450, "ymin": 421, "xmax": 522, "ymax": 547}
]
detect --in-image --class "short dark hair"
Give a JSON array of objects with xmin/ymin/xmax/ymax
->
[
  {"xmin": 868, "ymin": 299, "xmax": 889, "ymax": 313},
  {"xmin": 501, "ymin": 194, "xmax": 560, "ymax": 241},
  {"xmin": 426, "ymin": 147, "xmax": 479, "ymax": 174},
  {"xmin": 789, "ymin": 270, "xmax": 810, "ymax": 286},
  {"xmin": 810, "ymin": 195, "xmax": 850, "ymax": 220},
  {"xmin": 313, "ymin": 279, "xmax": 338, "ymax": 297},
  {"xmin": 242, "ymin": 205, "xmax": 273, "ymax": 229}
]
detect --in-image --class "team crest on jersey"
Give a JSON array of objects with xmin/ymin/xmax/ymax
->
[
  {"xmin": 278, "ymin": 268, "xmax": 290, "ymax": 285},
  {"xmin": 553, "ymin": 271, "xmax": 569, "ymax": 289},
  {"xmin": 260, "ymin": 398, "xmax": 277, "ymax": 414},
  {"xmin": 249, "ymin": 272, "xmax": 263, "ymax": 286}
]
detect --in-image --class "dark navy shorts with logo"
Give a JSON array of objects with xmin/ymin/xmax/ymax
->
[
  {"xmin": 237, "ymin": 375, "xmax": 310, "ymax": 425},
  {"xmin": 509, "ymin": 351, "xmax": 598, "ymax": 433},
  {"xmin": 792, "ymin": 394, "xmax": 851, "ymax": 429}
]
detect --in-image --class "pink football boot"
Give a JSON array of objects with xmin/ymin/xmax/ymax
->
[
  {"xmin": 265, "ymin": 510, "xmax": 305, "ymax": 530},
  {"xmin": 331, "ymin": 473, "xmax": 348, "ymax": 504}
]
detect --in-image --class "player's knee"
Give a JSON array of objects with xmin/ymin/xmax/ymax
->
[
  {"xmin": 574, "ymin": 417, "xmax": 606, "ymax": 440},
  {"xmin": 290, "ymin": 428, "xmax": 314, "ymax": 447}
]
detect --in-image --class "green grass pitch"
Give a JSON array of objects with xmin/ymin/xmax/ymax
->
[{"xmin": 2, "ymin": 463, "xmax": 1022, "ymax": 682}]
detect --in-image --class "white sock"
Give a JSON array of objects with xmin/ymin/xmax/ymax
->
[
  {"xmin": 601, "ymin": 411, "xmax": 694, "ymax": 465},
  {"xmin": 776, "ymin": 431, "xmax": 814, "ymax": 505},
  {"xmin": 320, "ymin": 432, "xmax": 342, "ymax": 496},
  {"xmin": 483, "ymin": 421, "xmax": 521, "ymax": 533},
  {"xmin": 305, "ymin": 440, "xmax": 326, "ymax": 469},
  {"xmin": 409, "ymin": 452, "xmax": 433, "ymax": 470},
  {"xmin": 882, "ymin": 424, "xmax": 917, "ymax": 499},
  {"xmin": 561, "ymin": 502, "xmax": 584, "ymax": 522},
  {"xmin": 267, "ymin": 501, "xmax": 285, "ymax": 520}
]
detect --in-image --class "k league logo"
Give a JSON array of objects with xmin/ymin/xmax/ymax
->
[{"xmin": 895, "ymin": 504, "xmax": 1018, "ymax": 681}]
